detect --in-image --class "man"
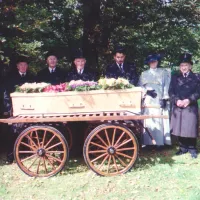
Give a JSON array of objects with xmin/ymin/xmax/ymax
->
[
  {"xmin": 4, "ymin": 56, "xmax": 35, "ymax": 114},
  {"xmin": 66, "ymin": 50, "xmax": 96, "ymax": 82},
  {"xmin": 169, "ymin": 53, "xmax": 200, "ymax": 158},
  {"xmin": 37, "ymin": 51, "xmax": 65, "ymax": 84},
  {"xmin": 138, "ymin": 54, "xmax": 171, "ymax": 147},
  {"xmin": 4, "ymin": 56, "xmax": 35, "ymax": 163},
  {"xmin": 105, "ymin": 47, "xmax": 138, "ymax": 85}
]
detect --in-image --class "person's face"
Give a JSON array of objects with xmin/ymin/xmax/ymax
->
[
  {"xmin": 180, "ymin": 62, "xmax": 191, "ymax": 74},
  {"xmin": 74, "ymin": 58, "xmax": 86, "ymax": 70},
  {"xmin": 149, "ymin": 61, "xmax": 158, "ymax": 69},
  {"xmin": 114, "ymin": 53, "xmax": 126, "ymax": 64},
  {"xmin": 17, "ymin": 62, "xmax": 28, "ymax": 73},
  {"xmin": 47, "ymin": 55, "xmax": 57, "ymax": 68}
]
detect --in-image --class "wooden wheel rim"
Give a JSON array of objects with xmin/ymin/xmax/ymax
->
[
  {"xmin": 84, "ymin": 124, "xmax": 138, "ymax": 176},
  {"xmin": 14, "ymin": 126, "xmax": 68, "ymax": 177}
]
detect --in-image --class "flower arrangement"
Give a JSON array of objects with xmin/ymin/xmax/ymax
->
[
  {"xmin": 68, "ymin": 80, "xmax": 100, "ymax": 91},
  {"xmin": 98, "ymin": 77, "xmax": 133, "ymax": 90},
  {"xmin": 15, "ymin": 78, "xmax": 134, "ymax": 93},
  {"xmin": 15, "ymin": 82, "xmax": 50, "ymax": 93}
]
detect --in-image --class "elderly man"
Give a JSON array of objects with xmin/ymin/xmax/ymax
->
[
  {"xmin": 138, "ymin": 54, "xmax": 171, "ymax": 147},
  {"xmin": 4, "ymin": 56, "xmax": 35, "ymax": 163},
  {"xmin": 37, "ymin": 51, "xmax": 65, "ymax": 84},
  {"xmin": 169, "ymin": 53, "xmax": 200, "ymax": 158},
  {"xmin": 66, "ymin": 50, "xmax": 96, "ymax": 82},
  {"xmin": 106, "ymin": 47, "xmax": 138, "ymax": 85}
]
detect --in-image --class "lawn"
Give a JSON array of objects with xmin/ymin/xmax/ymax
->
[{"xmin": 1, "ymin": 143, "xmax": 200, "ymax": 200}]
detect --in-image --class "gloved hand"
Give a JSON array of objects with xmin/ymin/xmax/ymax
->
[
  {"xmin": 146, "ymin": 90, "xmax": 157, "ymax": 98},
  {"xmin": 160, "ymin": 99, "xmax": 167, "ymax": 109}
]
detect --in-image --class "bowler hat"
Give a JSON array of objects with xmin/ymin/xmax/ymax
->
[
  {"xmin": 73, "ymin": 49, "xmax": 85, "ymax": 59},
  {"xmin": 144, "ymin": 54, "xmax": 161, "ymax": 65},
  {"xmin": 179, "ymin": 53, "xmax": 193, "ymax": 65},
  {"xmin": 113, "ymin": 46, "xmax": 126, "ymax": 55},
  {"xmin": 16, "ymin": 56, "xmax": 29, "ymax": 64},
  {"xmin": 45, "ymin": 50, "xmax": 59, "ymax": 60}
]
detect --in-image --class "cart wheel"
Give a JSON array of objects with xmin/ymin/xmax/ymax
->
[
  {"xmin": 14, "ymin": 125, "xmax": 69, "ymax": 177},
  {"xmin": 83, "ymin": 124, "xmax": 139, "ymax": 176}
]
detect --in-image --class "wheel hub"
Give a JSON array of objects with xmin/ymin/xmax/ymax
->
[
  {"xmin": 37, "ymin": 148, "xmax": 46, "ymax": 157},
  {"xmin": 107, "ymin": 147, "xmax": 116, "ymax": 155}
]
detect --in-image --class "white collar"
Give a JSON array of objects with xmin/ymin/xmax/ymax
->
[
  {"xmin": 183, "ymin": 71, "xmax": 190, "ymax": 77},
  {"xmin": 19, "ymin": 71, "xmax": 26, "ymax": 76},
  {"xmin": 77, "ymin": 68, "xmax": 84, "ymax": 74},
  {"xmin": 49, "ymin": 67, "xmax": 56, "ymax": 72}
]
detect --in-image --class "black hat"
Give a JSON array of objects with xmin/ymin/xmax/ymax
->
[
  {"xmin": 45, "ymin": 50, "xmax": 58, "ymax": 60},
  {"xmin": 179, "ymin": 53, "xmax": 193, "ymax": 65},
  {"xmin": 144, "ymin": 54, "xmax": 161, "ymax": 65},
  {"xmin": 16, "ymin": 56, "xmax": 29, "ymax": 64},
  {"xmin": 73, "ymin": 49, "xmax": 85, "ymax": 59},
  {"xmin": 113, "ymin": 46, "xmax": 126, "ymax": 55}
]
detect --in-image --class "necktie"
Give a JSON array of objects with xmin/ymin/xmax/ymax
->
[
  {"xmin": 184, "ymin": 73, "xmax": 187, "ymax": 78},
  {"xmin": 51, "ymin": 69, "xmax": 54, "ymax": 73},
  {"xmin": 21, "ymin": 73, "xmax": 25, "ymax": 77},
  {"xmin": 78, "ymin": 69, "xmax": 82, "ymax": 75}
]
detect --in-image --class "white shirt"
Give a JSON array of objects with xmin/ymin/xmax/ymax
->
[
  {"xmin": 49, "ymin": 67, "xmax": 56, "ymax": 73},
  {"xmin": 19, "ymin": 71, "xmax": 26, "ymax": 77},
  {"xmin": 183, "ymin": 71, "xmax": 190, "ymax": 77},
  {"xmin": 77, "ymin": 68, "xmax": 84, "ymax": 74},
  {"xmin": 116, "ymin": 63, "xmax": 123, "ymax": 70},
  {"xmin": 150, "ymin": 68, "xmax": 157, "ymax": 75}
]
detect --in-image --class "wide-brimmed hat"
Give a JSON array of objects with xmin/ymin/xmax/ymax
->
[
  {"xmin": 45, "ymin": 50, "xmax": 59, "ymax": 60},
  {"xmin": 179, "ymin": 53, "xmax": 193, "ymax": 65},
  {"xmin": 144, "ymin": 54, "xmax": 161, "ymax": 65}
]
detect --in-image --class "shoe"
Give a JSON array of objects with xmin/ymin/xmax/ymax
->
[
  {"xmin": 6, "ymin": 153, "xmax": 14, "ymax": 164},
  {"xmin": 175, "ymin": 149, "xmax": 188, "ymax": 156},
  {"xmin": 190, "ymin": 152, "xmax": 198, "ymax": 159}
]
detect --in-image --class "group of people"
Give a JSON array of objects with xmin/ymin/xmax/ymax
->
[{"xmin": 2, "ymin": 47, "xmax": 200, "ymax": 162}]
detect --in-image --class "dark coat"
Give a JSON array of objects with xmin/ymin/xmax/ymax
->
[
  {"xmin": 3, "ymin": 70, "xmax": 35, "ymax": 114},
  {"xmin": 66, "ymin": 67, "xmax": 97, "ymax": 82},
  {"xmin": 4, "ymin": 70, "xmax": 35, "ymax": 94},
  {"xmin": 169, "ymin": 71, "xmax": 200, "ymax": 138},
  {"xmin": 105, "ymin": 62, "xmax": 138, "ymax": 85},
  {"xmin": 37, "ymin": 67, "xmax": 66, "ymax": 85}
]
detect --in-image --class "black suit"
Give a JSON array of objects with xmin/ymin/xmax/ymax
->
[
  {"xmin": 105, "ymin": 62, "xmax": 138, "ymax": 85},
  {"xmin": 37, "ymin": 67, "xmax": 65, "ymax": 85},
  {"xmin": 66, "ymin": 67, "xmax": 97, "ymax": 82}
]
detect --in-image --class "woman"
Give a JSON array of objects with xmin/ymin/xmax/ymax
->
[
  {"xmin": 138, "ymin": 54, "xmax": 171, "ymax": 146},
  {"xmin": 169, "ymin": 53, "xmax": 200, "ymax": 158}
]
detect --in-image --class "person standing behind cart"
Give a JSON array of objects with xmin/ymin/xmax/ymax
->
[
  {"xmin": 66, "ymin": 49, "xmax": 97, "ymax": 82},
  {"xmin": 105, "ymin": 46, "xmax": 138, "ymax": 85},
  {"xmin": 37, "ymin": 51, "xmax": 65, "ymax": 85},
  {"xmin": 169, "ymin": 53, "xmax": 200, "ymax": 158},
  {"xmin": 138, "ymin": 54, "xmax": 171, "ymax": 147},
  {"xmin": 3, "ymin": 56, "xmax": 35, "ymax": 163}
]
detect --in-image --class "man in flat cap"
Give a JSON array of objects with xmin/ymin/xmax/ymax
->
[
  {"xmin": 105, "ymin": 47, "xmax": 138, "ymax": 85},
  {"xmin": 66, "ymin": 49, "xmax": 97, "ymax": 82},
  {"xmin": 37, "ymin": 51, "xmax": 65, "ymax": 84},
  {"xmin": 169, "ymin": 53, "xmax": 200, "ymax": 158}
]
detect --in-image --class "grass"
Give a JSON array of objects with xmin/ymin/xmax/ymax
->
[{"xmin": 1, "ymin": 143, "xmax": 200, "ymax": 200}]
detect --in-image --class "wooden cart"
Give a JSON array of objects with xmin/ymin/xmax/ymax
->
[{"xmin": 0, "ymin": 88, "xmax": 168, "ymax": 177}]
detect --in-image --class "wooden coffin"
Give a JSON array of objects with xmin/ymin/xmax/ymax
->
[{"xmin": 10, "ymin": 87, "xmax": 142, "ymax": 116}]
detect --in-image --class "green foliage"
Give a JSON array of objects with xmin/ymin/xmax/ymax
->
[{"xmin": 0, "ymin": 0, "xmax": 200, "ymax": 74}]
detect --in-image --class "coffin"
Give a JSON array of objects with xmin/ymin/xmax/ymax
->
[{"xmin": 10, "ymin": 87, "xmax": 142, "ymax": 116}]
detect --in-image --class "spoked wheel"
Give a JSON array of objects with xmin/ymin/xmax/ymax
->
[
  {"xmin": 83, "ymin": 124, "xmax": 139, "ymax": 176},
  {"xmin": 14, "ymin": 125, "xmax": 69, "ymax": 177}
]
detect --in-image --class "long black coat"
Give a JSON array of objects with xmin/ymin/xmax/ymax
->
[
  {"xmin": 66, "ymin": 68, "xmax": 97, "ymax": 82},
  {"xmin": 105, "ymin": 62, "xmax": 138, "ymax": 85},
  {"xmin": 37, "ymin": 67, "xmax": 66, "ymax": 85},
  {"xmin": 169, "ymin": 71, "xmax": 200, "ymax": 138}
]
